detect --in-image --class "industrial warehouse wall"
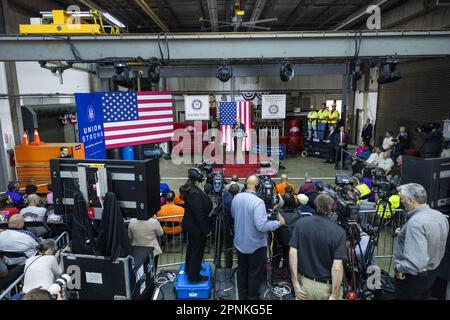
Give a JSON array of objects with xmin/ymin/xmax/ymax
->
[
  {"xmin": 375, "ymin": 58, "xmax": 450, "ymax": 151},
  {"xmin": 166, "ymin": 75, "xmax": 343, "ymax": 120},
  {"xmin": 16, "ymin": 62, "xmax": 91, "ymax": 143}
]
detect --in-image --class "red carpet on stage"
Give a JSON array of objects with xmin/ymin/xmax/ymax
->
[{"xmin": 211, "ymin": 152, "xmax": 277, "ymax": 179}]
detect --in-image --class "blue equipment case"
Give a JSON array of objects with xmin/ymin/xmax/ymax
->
[{"xmin": 174, "ymin": 263, "xmax": 212, "ymax": 299}]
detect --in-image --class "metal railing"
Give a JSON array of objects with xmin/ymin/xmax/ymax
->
[
  {"xmin": 0, "ymin": 231, "xmax": 71, "ymax": 300},
  {"xmin": 155, "ymin": 215, "xmax": 216, "ymax": 268}
]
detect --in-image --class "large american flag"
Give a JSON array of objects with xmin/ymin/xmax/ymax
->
[
  {"xmin": 102, "ymin": 91, "xmax": 174, "ymax": 149},
  {"xmin": 220, "ymin": 101, "xmax": 252, "ymax": 151}
]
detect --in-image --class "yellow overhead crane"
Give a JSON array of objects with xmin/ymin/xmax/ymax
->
[{"xmin": 19, "ymin": 10, "xmax": 121, "ymax": 35}]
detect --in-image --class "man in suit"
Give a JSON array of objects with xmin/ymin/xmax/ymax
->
[
  {"xmin": 233, "ymin": 116, "xmax": 246, "ymax": 161},
  {"xmin": 324, "ymin": 125, "xmax": 338, "ymax": 164},
  {"xmin": 361, "ymin": 119, "xmax": 373, "ymax": 145},
  {"xmin": 333, "ymin": 126, "xmax": 350, "ymax": 170}
]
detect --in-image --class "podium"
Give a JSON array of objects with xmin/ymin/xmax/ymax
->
[{"xmin": 232, "ymin": 128, "xmax": 246, "ymax": 164}]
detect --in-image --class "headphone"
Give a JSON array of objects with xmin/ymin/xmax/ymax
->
[{"xmin": 188, "ymin": 167, "xmax": 204, "ymax": 183}]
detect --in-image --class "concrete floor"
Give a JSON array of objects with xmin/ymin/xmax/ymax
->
[{"xmin": 159, "ymin": 151, "xmax": 354, "ymax": 193}]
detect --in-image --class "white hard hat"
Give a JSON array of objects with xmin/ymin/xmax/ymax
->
[{"xmin": 298, "ymin": 194, "xmax": 309, "ymax": 205}]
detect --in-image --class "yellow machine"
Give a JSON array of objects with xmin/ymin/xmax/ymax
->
[{"xmin": 19, "ymin": 10, "xmax": 120, "ymax": 35}]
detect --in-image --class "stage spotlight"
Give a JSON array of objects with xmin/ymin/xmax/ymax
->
[
  {"xmin": 216, "ymin": 62, "xmax": 233, "ymax": 82},
  {"xmin": 112, "ymin": 62, "xmax": 132, "ymax": 88},
  {"xmin": 378, "ymin": 55, "xmax": 401, "ymax": 84},
  {"xmin": 148, "ymin": 64, "xmax": 160, "ymax": 83},
  {"xmin": 352, "ymin": 60, "xmax": 362, "ymax": 81},
  {"xmin": 280, "ymin": 60, "xmax": 294, "ymax": 82}
]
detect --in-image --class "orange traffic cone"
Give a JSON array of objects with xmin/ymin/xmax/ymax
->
[
  {"xmin": 30, "ymin": 129, "xmax": 44, "ymax": 145},
  {"xmin": 22, "ymin": 131, "xmax": 29, "ymax": 146}
]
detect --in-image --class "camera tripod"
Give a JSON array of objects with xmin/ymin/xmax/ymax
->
[
  {"xmin": 343, "ymin": 198, "xmax": 392, "ymax": 299},
  {"xmin": 211, "ymin": 190, "xmax": 235, "ymax": 300}
]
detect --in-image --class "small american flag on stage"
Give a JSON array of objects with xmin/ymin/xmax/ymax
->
[
  {"xmin": 102, "ymin": 91, "xmax": 174, "ymax": 149},
  {"xmin": 219, "ymin": 101, "xmax": 252, "ymax": 151}
]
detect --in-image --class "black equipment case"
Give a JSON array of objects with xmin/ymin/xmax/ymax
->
[{"xmin": 62, "ymin": 246, "xmax": 155, "ymax": 300}]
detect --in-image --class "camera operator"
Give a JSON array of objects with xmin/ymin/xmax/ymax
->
[
  {"xmin": 180, "ymin": 168, "xmax": 213, "ymax": 283},
  {"xmin": 272, "ymin": 193, "xmax": 305, "ymax": 274},
  {"xmin": 219, "ymin": 184, "xmax": 240, "ymax": 269},
  {"xmin": 417, "ymin": 123, "xmax": 443, "ymax": 158},
  {"xmin": 289, "ymin": 193, "xmax": 347, "ymax": 300},
  {"xmin": 394, "ymin": 183, "xmax": 449, "ymax": 300},
  {"xmin": 231, "ymin": 175, "xmax": 285, "ymax": 300},
  {"xmin": 393, "ymin": 126, "xmax": 409, "ymax": 159}
]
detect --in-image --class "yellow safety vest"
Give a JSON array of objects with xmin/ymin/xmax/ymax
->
[
  {"xmin": 307, "ymin": 111, "xmax": 318, "ymax": 125},
  {"xmin": 328, "ymin": 110, "xmax": 340, "ymax": 124},
  {"xmin": 318, "ymin": 110, "xmax": 329, "ymax": 123},
  {"xmin": 356, "ymin": 183, "xmax": 371, "ymax": 200},
  {"xmin": 377, "ymin": 194, "xmax": 400, "ymax": 218}
]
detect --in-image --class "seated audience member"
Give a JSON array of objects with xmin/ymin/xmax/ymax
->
[
  {"xmin": 174, "ymin": 193, "xmax": 185, "ymax": 207},
  {"xmin": 289, "ymin": 193, "xmax": 347, "ymax": 300},
  {"xmin": 276, "ymin": 174, "xmax": 297, "ymax": 195},
  {"xmin": 6, "ymin": 181, "xmax": 24, "ymax": 206},
  {"xmin": 388, "ymin": 155, "xmax": 403, "ymax": 178},
  {"xmin": 377, "ymin": 151, "xmax": 395, "ymax": 173},
  {"xmin": 365, "ymin": 147, "xmax": 382, "ymax": 168},
  {"xmin": 351, "ymin": 144, "xmax": 372, "ymax": 174},
  {"xmin": 45, "ymin": 207, "xmax": 62, "ymax": 224},
  {"xmin": 22, "ymin": 288, "xmax": 55, "ymax": 300},
  {"xmin": 46, "ymin": 184, "xmax": 54, "ymax": 206},
  {"xmin": 0, "ymin": 215, "xmax": 40, "ymax": 266},
  {"xmin": 299, "ymin": 177, "xmax": 317, "ymax": 195},
  {"xmin": 0, "ymin": 194, "xmax": 20, "ymax": 221},
  {"xmin": 25, "ymin": 185, "xmax": 38, "ymax": 197},
  {"xmin": 224, "ymin": 175, "xmax": 244, "ymax": 192},
  {"xmin": 157, "ymin": 190, "xmax": 184, "ymax": 236},
  {"xmin": 297, "ymin": 194, "xmax": 316, "ymax": 215},
  {"xmin": 22, "ymin": 239, "xmax": 62, "ymax": 295},
  {"xmin": 128, "ymin": 212, "xmax": 163, "ymax": 272},
  {"xmin": 0, "ymin": 258, "xmax": 8, "ymax": 278},
  {"xmin": 160, "ymin": 179, "xmax": 171, "ymax": 194},
  {"xmin": 220, "ymin": 184, "xmax": 240, "ymax": 269},
  {"xmin": 20, "ymin": 194, "xmax": 47, "ymax": 222}
]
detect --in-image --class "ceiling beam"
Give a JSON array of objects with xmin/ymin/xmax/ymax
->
[
  {"xmin": 286, "ymin": 0, "xmax": 315, "ymax": 30},
  {"xmin": 206, "ymin": 0, "xmax": 219, "ymax": 31},
  {"xmin": 331, "ymin": 0, "xmax": 389, "ymax": 30},
  {"xmin": 317, "ymin": 0, "xmax": 356, "ymax": 29},
  {"xmin": 248, "ymin": 0, "xmax": 268, "ymax": 31},
  {"xmin": 134, "ymin": 0, "xmax": 170, "ymax": 33},
  {"xmin": 1, "ymin": 31, "xmax": 449, "ymax": 61}
]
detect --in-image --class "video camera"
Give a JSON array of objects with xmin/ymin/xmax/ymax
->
[
  {"xmin": 415, "ymin": 122, "xmax": 441, "ymax": 133},
  {"xmin": 371, "ymin": 168, "xmax": 400, "ymax": 199},
  {"xmin": 195, "ymin": 162, "xmax": 225, "ymax": 194}
]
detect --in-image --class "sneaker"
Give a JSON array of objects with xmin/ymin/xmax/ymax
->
[{"xmin": 189, "ymin": 275, "xmax": 209, "ymax": 284}]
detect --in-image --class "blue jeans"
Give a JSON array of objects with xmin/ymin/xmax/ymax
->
[
  {"xmin": 307, "ymin": 124, "xmax": 317, "ymax": 140},
  {"xmin": 317, "ymin": 123, "xmax": 327, "ymax": 140}
]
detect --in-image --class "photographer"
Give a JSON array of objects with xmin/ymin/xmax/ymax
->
[
  {"xmin": 219, "ymin": 184, "xmax": 240, "ymax": 269},
  {"xmin": 22, "ymin": 239, "xmax": 63, "ymax": 295},
  {"xmin": 417, "ymin": 124, "xmax": 443, "ymax": 158},
  {"xmin": 393, "ymin": 126, "xmax": 409, "ymax": 159},
  {"xmin": 180, "ymin": 168, "xmax": 213, "ymax": 283},
  {"xmin": 394, "ymin": 183, "xmax": 449, "ymax": 300},
  {"xmin": 231, "ymin": 175, "xmax": 285, "ymax": 300},
  {"xmin": 289, "ymin": 193, "xmax": 347, "ymax": 300}
]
